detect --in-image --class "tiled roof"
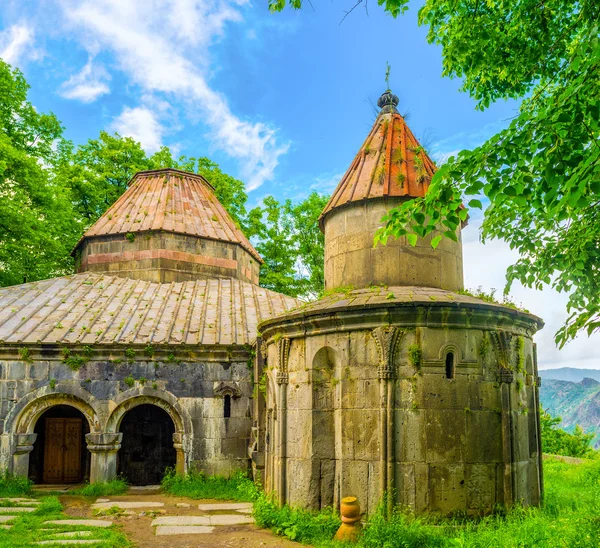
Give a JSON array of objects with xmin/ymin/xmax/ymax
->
[
  {"xmin": 260, "ymin": 285, "xmax": 543, "ymax": 328},
  {"xmin": 0, "ymin": 273, "xmax": 298, "ymax": 347},
  {"xmin": 74, "ymin": 168, "xmax": 262, "ymax": 263},
  {"xmin": 319, "ymin": 94, "xmax": 437, "ymax": 229}
]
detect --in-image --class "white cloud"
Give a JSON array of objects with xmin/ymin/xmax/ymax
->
[
  {"xmin": 0, "ymin": 24, "xmax": 37, "ymax": 66},
  {"xmin": 57, "ymin": 0, "xmax": 287, "ymax": 191},
  {"xmin": 110, "ymin": 106, "xmax": 164, "ymax": 153},
  {"xmin": 462, "ymin": 216, "xmax": 600, "ymax": 371},
  {"xmin": 59, "ymin": 59, "xmax": 110, "ymax": 103},
  {"xmin": 310, "ymin": 171, "xmax": 344, "ymax": 194}
]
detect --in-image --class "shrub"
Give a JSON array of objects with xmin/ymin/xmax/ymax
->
[
  {"xmin": 72, "ymin": 478, "xmax": 128, "ymax": 497},
  {"xmin": 0, "ymin": 472, "xmax": 32, "ymax": 497},
  {"xmin": 161, "ymin": 469, "xmax": 258, "ymax": 502},
  {"xmin": 540, "ymin": 408, "xmax": 596, "ymax": 458}
]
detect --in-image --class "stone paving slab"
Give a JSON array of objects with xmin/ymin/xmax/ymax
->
[
  {"xmin": 36, "ymin": 541, "xmax": 103, "ymax": 545},
  {"xmin": 197, "ymin": 502, "xmax": 253, "ymax": 511},
  {"xmin": 91, "ymin": 501, "xmax": 164, "ymax": 509},
  {"xmin": 0, "ymin": 498, "xmax": 39, "ymax": 503},
  {"xmin": 95, "ymin": 499, "xmax": 110, "ymax": 503},
  {"xmin": 0, "ymin": 506, "xmax": 35, "ymax": 512},
  {"xmin": 155, "ymin": 525, "xmax": 215, "ymax": 536},
  {"xmin": 0, "ymin": 525, "xmax": 12, "ymax": 530},
  {"xmin": 44, "ymin": 520, "xmax": 113, "ymax": 528},
  {"xmin": 151, "ymin": 514, "xmax": 254, "ymax": 527},
  {"xmin": 49, "ymin": 531, "xmax": 94, "ymax": 538},
  {"xmin": 0, "ymin": 515, "xmax": 16, "ymax": 522}
]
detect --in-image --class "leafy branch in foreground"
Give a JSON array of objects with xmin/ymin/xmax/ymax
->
[{"xmin": 374, "ymin": 5, "xmax": 600, "ymax": 347}]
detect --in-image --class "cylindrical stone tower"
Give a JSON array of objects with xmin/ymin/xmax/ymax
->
[
  {"xmin": 256, "ymin": 91, "xmax": 545, "ymax": 517},
  {"xmin": 320, "ymin": 90, "xmax": 463, "ymax": 292}
]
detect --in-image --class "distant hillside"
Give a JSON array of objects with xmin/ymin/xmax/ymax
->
[
  {"xmin": 539, "ymin": 367, "xmax": 600, "ymax": 383},
  {"xmin": 540, "ymin": 377, "xmax": 600, "ymax": 449}
]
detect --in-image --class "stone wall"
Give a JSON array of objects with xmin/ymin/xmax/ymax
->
[
  {"xmin": 0, "ymin": 345, "xmax": 253, "ymax": 483},
  {"xmin": 323, "ymin": 198, "xmax": 464, "ymax": 291},
  {"xmin": 76, "ymin": 231, "xmax": 260, "ymax": 284},
  {"xmin": 259, "ymin": 303, "xmax": 543, "ymax": 516}
]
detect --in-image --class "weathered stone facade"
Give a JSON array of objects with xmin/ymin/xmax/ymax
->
[
  {"xmin": 0, "ymin": 169, "xmax": 298, "ymax": 485},
  {"xmin": 256, "ymin": 91, "xmax": 544, "ymax": 516}
]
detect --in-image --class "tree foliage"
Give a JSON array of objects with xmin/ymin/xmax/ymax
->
[
  {"xmin": 275, "ymin": 1, "xmax": 600, "ymax": 345},
  {"xmin": 0, "ymin": 60, "xmax": 79, "ymax": 287},
  {"xmin": 540, "ymin": 408, "xmax": 596, "ymax": 459},
  {"xmin": 247, "ymin": 192, "xmax": 328, "ymax": 298},
  {"xmin": 0, "ymin": 59, "xmax": 326, "ymax": 297}
]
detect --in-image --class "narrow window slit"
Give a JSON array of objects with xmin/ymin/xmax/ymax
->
[
  {"xmin": 224, "ymin": 394, "xmax": 231, "ymax": 418},
  {"xmin": 445, "ymin": 352, "xmax": 455, "ymax": 379}
]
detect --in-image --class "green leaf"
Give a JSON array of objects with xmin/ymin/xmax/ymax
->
[
  {"xmin": 468, "ymin": 199, "xmax": 483, "ymax": 209},
  {"xmin": 431, "ymin": 235, "xmax": 443, "ymax": 249},
  {"xmin": 407, "ymin": 233, "xmax": 418, "ymax": 247}
]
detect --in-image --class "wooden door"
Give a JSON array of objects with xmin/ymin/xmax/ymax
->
[{"xmin": 43, "ymin": 418, "xmax": 82, "ymax": 483}]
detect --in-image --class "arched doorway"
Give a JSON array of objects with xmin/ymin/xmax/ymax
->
[
  {"xmin": 118, "ymin": 404, "xmax": 176, "ymax": 485},
  {"xmin": 29, "ymin": 405, "xmax": 90, "ymax": 484}
]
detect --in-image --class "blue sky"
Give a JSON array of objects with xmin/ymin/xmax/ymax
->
[{"xmin": 1, "ymin": 0, "xmax": 598, "ymax": 370}]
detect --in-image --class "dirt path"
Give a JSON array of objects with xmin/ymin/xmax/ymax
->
[{"xmin": 59, "ymin": 489, "xmax": 298, "ymax": 548}]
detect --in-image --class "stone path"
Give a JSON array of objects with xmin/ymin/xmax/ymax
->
[
  {"xmin": 0, "ymin": 497, "xmax": 41, "ymax": 530},
  {"xmin": 60, "ymin": 492, "xmax": 298, "ymax": 547},
  {"xmin": 39, "ymin": 518, "xmax": 114, "ymax": 546}
]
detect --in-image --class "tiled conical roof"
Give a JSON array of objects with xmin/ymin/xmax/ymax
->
[
  {"xmin": 319, "ymin": 90, "xmax": 437, "ymax": 229},
  {"xmin": 75, "ymin": 168, "xmax": 261, "ymax": 263}
]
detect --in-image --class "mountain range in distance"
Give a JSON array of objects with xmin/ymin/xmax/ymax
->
[{"xmin": 539, "ymin": 368, "xmax": 600, "ymax": 449}]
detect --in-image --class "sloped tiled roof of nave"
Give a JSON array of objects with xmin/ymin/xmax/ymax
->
[
  {"xmin": 75, "ymin": 168, "xmax": 262, "ymax": 263},
  {"xmin": 0, "ymin": 273, "xmax": 298, "ymax": 346}
]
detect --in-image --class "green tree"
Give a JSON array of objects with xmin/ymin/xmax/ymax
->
[
  {"xmin": 275, "ymin": 2, "xmax": 600, "ymax": 346},
  {"xmin": 540, "ymin": 408, "xmax": 596, "ymax": 459},
  {"xmin": 247, "ymin": 196, "xmax": 302, "ymax": 296},
  {"xmin": 0, "ymin": 60, "xmax": 79, "ymax": 286},
  {"xmin": 288, "ymin": 192, "xmax": 329, "ymax": 298}
]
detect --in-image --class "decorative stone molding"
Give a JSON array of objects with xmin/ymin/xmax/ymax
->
[
  {"xmin": 260, "ymin": 340, "xmax": 268, "ymax": 360},
  {"xmin": 214, "ymin": 382, "xmax": 242, "ymax": 399},
  {"xmin": 490, "ymin": 331, "xmax": 515, "ymax": 369},
  {"xmin": 276, "ymin": 337, "xmax": 291, "ymax": 372},
  {"xmin": 86, "ymin": 433, "xmax": 122, "ymax": 453},
  {"xmin": 372, "ymin": 326, "xmax": 404, "ymax": 379}
]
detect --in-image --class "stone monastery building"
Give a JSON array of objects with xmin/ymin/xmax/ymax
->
[{"xmin": 0, "ymin": 91, "xmax": 544, "ymax": 515}]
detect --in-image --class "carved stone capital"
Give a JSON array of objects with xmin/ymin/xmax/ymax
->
[
  {"xmin": 490, "ymin": 331, "xmax": 515, "ymax": 369},
  {"xmin": 14, "ymin": 433, "xmax": 37, "ymax": 455},
  {"xmin": 85, "ymin": 432, "xmax": 123, "ymax": 453},
  {"xmin": 276, "ymin": 372, "xmax": 289, "ymax": 385},
  {"xmin": 372, "ymin": 326, "xmax": 404, "ymax": 379},
  {"xmin": 496, "ymin": 369, "xmax": 515, "ymax": 384}
]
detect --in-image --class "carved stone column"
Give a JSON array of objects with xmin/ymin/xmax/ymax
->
[
  {"xmin": 372, "ymin": 326, "xmax": 404, "ymax": 513},
  {"xmin": 12, "ymin": 433, "xmax": 37, "ymax": 477},
  {"xmin": 275, "ymin": 337, "xmax": 290, "ymax": 507},
  {"xmin": 172, "ymin": 432, "xmax": 185, "ymax": 475},
  {"xmin": 86, "ymin": 433, "xmax": 122, "ymax": 484}
]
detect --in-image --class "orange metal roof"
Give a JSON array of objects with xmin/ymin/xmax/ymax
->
[
  {"xmin": 0, "ymin": 273, "xmax": 299, "ymax": 347},
  {"xmin": 319, "ymin": 91, "xmax": 437, "ymax": 229},
  {"xmin": 74, "ymin": 168, "xmax": 262, "ymax": 263}
]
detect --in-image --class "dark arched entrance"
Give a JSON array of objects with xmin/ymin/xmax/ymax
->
[
  {"xmin": 118, "ymin": 404, "xmax": 176, "ymax": 485},
  {"xmin": 29, "ymin": 405, "xmax": 90, "ymax": 484}
]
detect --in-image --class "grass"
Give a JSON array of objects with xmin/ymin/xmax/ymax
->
[
  {"xmin": 257, "ymin": 459, "xmax": 600, "ymax": 548},
  {"xmin": 71, "ymin": 478, "xmax": 129, "ymax": 497},
  {"xmin": 0, "ymin": 496, "xmax": 131, "ymax": 548},
  {"xmin": 161, "ymin": 468, "xmax": 258, "ymax": 501},
  {"xmin": 0, "ymin": 472, "xmax": 32, "ymax": 498}
]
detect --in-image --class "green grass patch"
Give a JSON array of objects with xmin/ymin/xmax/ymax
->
[
  {"xmin": 161, "ymin": 468, "xmax": 258, "ymax": 501},
  {"xmin": 259, "ymin": 459, "xmax": 600, "ymax": 547},
  {"xmin": 0, "ymin": 472, "xmax": 32, "ymax": 498},
  {"xmin": 71, "ymin": 478, "xmax": 129, "ymax": 497},
  {"xmin": 0, "ymin": 496, "xmax": 131, "ymax": 547}
]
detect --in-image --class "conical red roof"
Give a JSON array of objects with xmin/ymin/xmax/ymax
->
[
  {"xmin": 75, "ymin": 168, "xmax": 261, "ymax": 263},
  {"xmin": 319, "ymin": 91, "xmax": 437, "ymax": 230}
]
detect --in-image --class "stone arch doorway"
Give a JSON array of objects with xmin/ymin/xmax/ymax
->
[
  {"xmin": 117, "ymin": 404, "xmax": 176, "ymax": 485},
  {"xmin": 29, "ymin": 405, "xmax": 90, "ymax": 484}
]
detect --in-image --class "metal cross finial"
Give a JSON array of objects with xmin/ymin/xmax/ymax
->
[{"xmin": 385, "ymin": 62, "xmax": 391, "ymax": 91}]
